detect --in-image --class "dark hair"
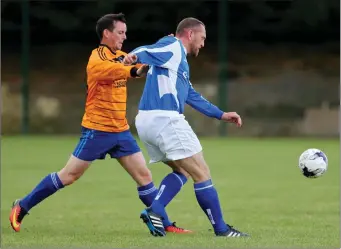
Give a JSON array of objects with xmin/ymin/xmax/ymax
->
[
  {"xmin": 96, "ymin": 13, "xmax": 126, "ymax": 40},
  {"xmin": 176, "ymin": 17, "xmax": 205, "ymax": 36}
]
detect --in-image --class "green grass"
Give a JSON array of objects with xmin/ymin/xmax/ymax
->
[{"xmin": 1, "ymin": 136, "xmax": 339, "ymax": 248}]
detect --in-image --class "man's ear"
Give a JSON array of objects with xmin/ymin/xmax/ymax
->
[
  {"xmin": 103, "ymin": 29, "xmax": 110, "ymax": 38},
  {"xmin": 188, "ymin": 30, "xmax": 194, "ymax": 41}
]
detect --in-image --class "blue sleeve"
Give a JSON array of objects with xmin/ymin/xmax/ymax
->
[
  {"xmin": 186, "ymin": 83, "xmax": 224, "ymax": 120},
  {"xmin": 131, "ymin": 37, "xmax": 176, "ymax": 67}
]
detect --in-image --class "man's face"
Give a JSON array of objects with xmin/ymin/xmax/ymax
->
[
  {"xmin": 188, "ymin": 25, "xmax": 206, "ymax": 57},
  {"xmin": 104, "ymin": 21, "xmax": 127, "ymax": 50}
]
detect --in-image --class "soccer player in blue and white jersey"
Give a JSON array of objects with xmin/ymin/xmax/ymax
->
[{"xmin": 123, "ymin": 18, "xmax": 249, "ymax": 237}]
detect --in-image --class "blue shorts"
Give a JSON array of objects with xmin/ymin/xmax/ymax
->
[{"xmin": 72, "ymin": 127, "xmax": 141, "ymax": 161}]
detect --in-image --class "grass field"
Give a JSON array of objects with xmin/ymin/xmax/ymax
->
[{"xmin": 1, "ymin": 136, "xmax": 339, "ymax": 248}]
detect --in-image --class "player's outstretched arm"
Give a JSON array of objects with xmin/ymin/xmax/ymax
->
[
  {"xmin": 123, "ymin": 37, "xmax": 176, "ymax": 67},
  {"xmin": 186, "ymin": 82, "xmax": 242, "ymax": 127},
  {"xmin": 90, "ymin": 58, "xmax": 145, "ymax": 81}
]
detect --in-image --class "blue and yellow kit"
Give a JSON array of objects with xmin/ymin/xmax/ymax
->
[{"xmin": 73, "ymin": 44, "xmax": 142, "ymax": 161}]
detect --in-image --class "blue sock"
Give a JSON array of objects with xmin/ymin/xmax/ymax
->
[
  {"xmin": 194, "ymin": 179, "xmax": 228, "ymax": 234},
  {"xmin": 20, "ymin": 172, "xmax": 65, "ymax": 212},
  {"xmin": 137, "ymin": 182, "xmax": 158, "ymax": 207},
  {"xmin": 138, "ymin": 181, "xmax": 172, "ymax": 227},
  {"xmin": 156, "ymin": 171, "xmax": 188, "ymax": 207},
  {"xmin": 150, "ymin": 171, "xmax": 188, "ymax": 227}
]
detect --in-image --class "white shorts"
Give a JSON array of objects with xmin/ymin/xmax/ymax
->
[{"xmin": 135, "ymin": 110, "xmax": 202, "ymax": 163}]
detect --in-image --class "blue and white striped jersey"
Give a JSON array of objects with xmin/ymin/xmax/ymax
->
[{"xmin": 132, "ymin": 36, "xmax": 224, "ymax": 120}]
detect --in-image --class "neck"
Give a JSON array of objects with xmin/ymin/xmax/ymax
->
[
  {"xmin": 176, "ymin": 35, "xmax": 190, "ymax": 55},
  {"xmin": 100, "ymin": 39, "xmax": 117, "ymax": 52}
]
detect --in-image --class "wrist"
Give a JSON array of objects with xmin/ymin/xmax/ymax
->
[
  {"xmin": 130, "ymin": 67, "xmax": 139, "ymax": 77},
  {"xmin": 218, "ymin": 111, "xmax": 224, "ymax": 120}
]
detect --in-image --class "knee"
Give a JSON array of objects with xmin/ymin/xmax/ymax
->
[
  {"xmin": 57, "ymin": 169, "xmax": 81, "ymax": 186},
  {"xmin": 57, "ymin": 158, "xmax": 89, "ymax": 186}
]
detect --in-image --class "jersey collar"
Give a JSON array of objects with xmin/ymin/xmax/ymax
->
[
  {"xmin": 174, "ymin": 37, "xmax": 187, "ymax": 55},
  {"xmin": 99, "ymin": 44, "xmax": 116, "ymax": 55}
]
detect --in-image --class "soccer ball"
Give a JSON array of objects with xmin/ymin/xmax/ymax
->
[{"xmin": 298, "ymin": 148, "xmax": 328, "ymax": 178}]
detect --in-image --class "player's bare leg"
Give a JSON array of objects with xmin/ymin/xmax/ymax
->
[
  {"xmin": 171, "ymin": 152, "xmax": 210, "ymax": 182},
  {"xmin": 164, "ymin": 161, "xmax": 191, "ymax": 180},
  {"xmin": 117, "ymin": 152, "xmax": 152, "ymax": 186},
  {"xmin": 10, "ymin": 155, "xmax": 91, "ymax": 232},
  {"xmin": 58, "ymin": 155, "xmax": 92, "ymax": 185}
]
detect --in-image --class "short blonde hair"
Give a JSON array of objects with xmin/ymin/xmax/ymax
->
[{"xmin": 176, "ymin": 17, "xmax": 205, "ymax": 36}]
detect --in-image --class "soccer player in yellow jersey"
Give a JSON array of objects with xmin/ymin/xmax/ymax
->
[{"xmin": 10, "ymin": 13, "xmax": 191, "ymax": 234}]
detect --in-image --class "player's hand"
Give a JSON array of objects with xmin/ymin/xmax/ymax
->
[
  {"xmin": 168, "ymin": 33, "xmax": 174, "ymax": 37},
  {"xmin": 137, "ymin": 64, "xmax": 150, "ymax": 77},
  {"xmin": 221, "ymin": 112, "xmax": 242, "ymax": 127},
  {"xmin": 123, "ymin": 53, "xmax": 137, "ymax": 65}
]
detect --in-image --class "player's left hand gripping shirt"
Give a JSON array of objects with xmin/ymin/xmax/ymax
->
[{"xmin": 81, "ymin": 44, "xmax": 140, "ymax": 132}]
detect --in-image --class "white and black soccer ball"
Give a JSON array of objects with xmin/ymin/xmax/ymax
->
[{"xmin": 298, "ymin": 148, "xmax": 328, "ymax": 178}]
